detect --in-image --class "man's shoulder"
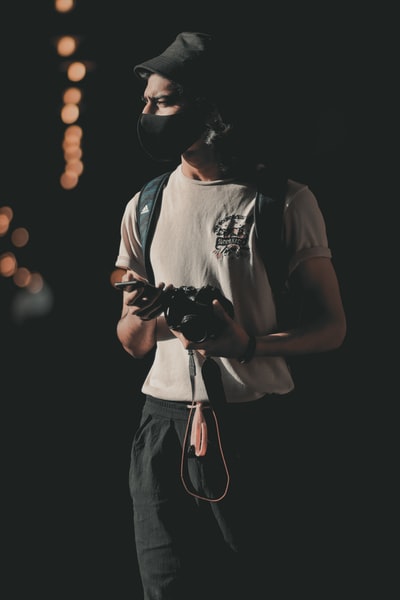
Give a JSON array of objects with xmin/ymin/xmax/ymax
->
[
  {"xmin": 286, "ymin": 178, "xmax": 309, "ymax": 195},
  {"xmin": 285, "ymin": 179, "xmax": 315, "ymax": 210}
]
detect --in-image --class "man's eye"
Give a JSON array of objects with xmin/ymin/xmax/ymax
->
[{"xmin": 141, "ymin": 97, "xmax": 169, "ymax": 108}]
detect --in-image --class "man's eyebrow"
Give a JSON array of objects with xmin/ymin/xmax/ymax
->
[{"xmin": 142, "ymin": 92, "xmax": 181, "ymax": 103}]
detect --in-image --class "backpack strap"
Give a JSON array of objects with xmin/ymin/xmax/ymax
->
[
  {"xmin": 254, "ymin": 175, "xmax": 299, "ymax": 328},
  {"xmin": 136, "ymin": 171, "xmax": 172, "ymax": 284},
  {"xmin": 254, "ymin": 178, "xmax": 288, "ymax": 299}
]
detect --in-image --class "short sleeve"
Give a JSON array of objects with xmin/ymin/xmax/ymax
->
[
  {"xmin": 284, "ymin": 181, "xmax": 332, "ymax": 277},
  {"xmin": 115, "ymin": 192, "xmax": 148, "ymax": 278}
]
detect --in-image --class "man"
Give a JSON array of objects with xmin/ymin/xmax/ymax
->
[{"xmin": 115, "ymin": 32, "xmax": 346, "ymax": 600}]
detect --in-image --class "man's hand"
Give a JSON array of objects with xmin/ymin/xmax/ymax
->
[
  {"xmin": 121, "ymin": 272, "xmax": 167, "ymax": 321},
  {"xmin": 170, "ymin": 299, "xmax": 251, "ymax": 359}
]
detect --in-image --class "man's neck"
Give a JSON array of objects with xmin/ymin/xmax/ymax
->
[{"xmin": 180, "ymin": 144, "xmax": 227, "ymax": 182}]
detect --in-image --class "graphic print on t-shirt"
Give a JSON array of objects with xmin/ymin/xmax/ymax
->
[{"xmin": 213, "ymin": 214, "xmax": 250, "ymax": 259}]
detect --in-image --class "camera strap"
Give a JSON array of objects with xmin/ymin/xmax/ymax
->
[
  {"xmin": 187, "ymin": 350, "xmax": 208, "ymax": 457},
  {"xmin": 181, "ymin": 350, "xmax": 230, "ymax": 502},
  {"xmin": 186, "ymin": 352, "xmax": 227, "ymax": 456},
  {"xmin": 201, "ymin": 356, "xmax": 228, "ymax": 411}
]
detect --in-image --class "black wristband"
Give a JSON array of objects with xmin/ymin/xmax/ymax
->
[{"xmin": 238, "ymin": 334, "xmax": 256, "ymax": 364}]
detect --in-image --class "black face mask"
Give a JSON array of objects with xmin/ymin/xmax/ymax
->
[{"xmin": 137, "ymin": 109, "xmax": 207, "ymax": 162}]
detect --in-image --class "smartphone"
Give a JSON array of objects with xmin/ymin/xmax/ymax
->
[{"xmin": 114, "ymin": 279, "xmax": 146, "ymax": 290}]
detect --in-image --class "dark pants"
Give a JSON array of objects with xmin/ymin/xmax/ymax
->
[{"xmin": 129, "ymin": 393, "xmax": 326, "ymax": 600}]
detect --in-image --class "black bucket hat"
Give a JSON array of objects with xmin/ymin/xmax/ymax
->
[{"xmin": 133, "ymin": 32, "xmax": 216, "ymax": 93}]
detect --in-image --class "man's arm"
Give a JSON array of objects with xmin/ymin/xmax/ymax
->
[
  {"xmin": 258, "ymin": 256, "xmax": 347, "ymax": 356},
  {"xmin": 170, "ymin": 257, "xmax": 347, "ymax": 360},
  {"xmin": 116, "ymin": 271, "xmax": 173, "ymax": 358}
]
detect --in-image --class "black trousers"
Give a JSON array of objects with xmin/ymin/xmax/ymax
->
[{"xmin": 129, "ymin": 393, "xmax": 330, "ymax": 600}]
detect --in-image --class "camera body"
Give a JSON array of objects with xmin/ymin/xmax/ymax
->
[{"xmin": 163, "ymin": 285, "xmax": 234, "ymax": 343}]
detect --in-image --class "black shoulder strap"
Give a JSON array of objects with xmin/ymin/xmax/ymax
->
[
  {"xmin": 254, "ymin": 177, "xmax": 288, "ymax": 298},
  {"xmin": 136, "ymin": 171, "xmax": 172, "ymax": 284},
  {"xmin": 255, "ymin": 175, "xmax": 303, "ymax": 328}
]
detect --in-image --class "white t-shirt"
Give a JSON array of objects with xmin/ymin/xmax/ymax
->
[{"xmin": 116, "ymin": 165, "xmax": 332, "ymax": 403}]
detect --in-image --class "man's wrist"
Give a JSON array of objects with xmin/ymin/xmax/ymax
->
[{"xmin": 237, "ymin": 334, "xmax": 256, "ymax": 364}]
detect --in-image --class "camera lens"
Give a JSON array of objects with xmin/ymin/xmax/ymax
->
[
  {"xmin": 164, "ymin": 285, "xmax": 233, "ymax": 342},
  {"xmin": 180, "ymin": 314, "xmax": 208, "ymax": 343}
]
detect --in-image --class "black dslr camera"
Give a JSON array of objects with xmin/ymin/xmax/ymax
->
[{"xmin": 163, "ymin": 285, "xmax": 234, "ymax": 343}]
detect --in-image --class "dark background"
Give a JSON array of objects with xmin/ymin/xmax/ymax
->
[{"xmin": 1, "ymin": 2, "xmax": 392, "ymax": 598}]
